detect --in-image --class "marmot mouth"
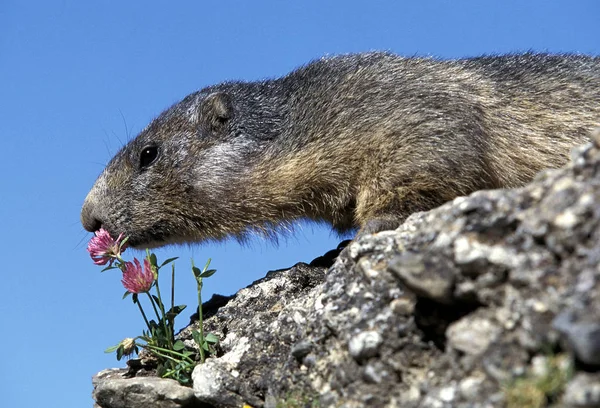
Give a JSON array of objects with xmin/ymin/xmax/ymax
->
[{"xmin": 125, "ymin": 229, "xmax": 172, "ymax": 249}]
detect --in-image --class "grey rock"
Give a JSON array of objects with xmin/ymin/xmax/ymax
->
[
  {"xmin": 481, "ymin": 341, "xmax": 529, "ymax": 382},
  {"xmin": 92, "ymin": 132, "xmax": 600, "ymax": 408},
  {"xmin": 192, "ymin": 359, "xmax": 243, "ymax": 407},
  {"xmin": 93, "ymin": 370, "xmax": 197, "ymax": 408},
  {"xmin": 553, "ymin": 309, "xmax": 600, "ymax": 366},
  {"xmin": 458, "ymin": 374, "xmax": 485, "ymax": 400},
  {"xmin": 389, "ymin": 252, "xmax": 455, "ymax": 303},
  {"xmin": 290, "ymin": 340, "xmax": 313, "ymax": 361},
  {"xmin": 447, "ymin": 315, "xmax": 501, "ymax": 356},
  {"xmin": 361, "ymin": 368, "xmax": 380, "ymax": 385},
  {"xmin": 563, "ymin": 373, "xmax": 600, "ymax": 407},
  {"xmin": 348, "ymin": 330, "xmax": 383, "ymax": 360}
]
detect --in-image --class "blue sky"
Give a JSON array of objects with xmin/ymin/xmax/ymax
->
[{"xmin": 1, "ymin": 1, "xmax": 599, "ymax": 407}]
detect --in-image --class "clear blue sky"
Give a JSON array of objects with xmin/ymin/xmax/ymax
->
[{"xmin": 1, "ymin": 1, "xmax": 598, "ymax": 407}]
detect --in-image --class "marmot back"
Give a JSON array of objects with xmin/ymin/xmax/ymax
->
[{"xmin": 81, "ymin": 52, "xmax": 600, "ymax": 248}]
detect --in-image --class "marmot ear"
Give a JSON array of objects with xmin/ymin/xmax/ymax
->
[{"xmin": 199, "ymin": 92, "xmax": 233, "ymax": 131}]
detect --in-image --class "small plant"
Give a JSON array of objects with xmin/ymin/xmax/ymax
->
[
  {"xmin": 276, "ymin": 392, "xmax": 321, "ymax": 408},
  {"xmin": 87, "ymin": 229, "xmax": 219, "ymax": 385},
  {"xmin": 504, "ymin": 354, "xmax": 572, "ymax": 408}
]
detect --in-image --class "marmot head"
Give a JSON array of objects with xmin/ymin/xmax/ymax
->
[{"xmin": 81, "ymin": 86, "xmax": 274, "ymax": 248}]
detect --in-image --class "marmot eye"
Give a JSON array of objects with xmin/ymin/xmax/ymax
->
[{"xmin": 139, "ymin": 146, "xmax": 159, "ymax": 169}]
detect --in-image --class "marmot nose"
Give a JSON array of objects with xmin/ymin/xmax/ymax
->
[{"xmin": 81, "ymin": 199, "xmax": 102, "ymax": 232}]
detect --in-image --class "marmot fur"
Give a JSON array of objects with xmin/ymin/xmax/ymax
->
[{"xmin": 81, "ymin": 52, "xmax": 600, "ymax": 247}]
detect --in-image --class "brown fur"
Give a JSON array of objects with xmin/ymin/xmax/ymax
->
[{"xmin": 81, "ymin": 52, "xmax": 600, "ymax": 247}]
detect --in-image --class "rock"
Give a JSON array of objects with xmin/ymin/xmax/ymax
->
[
  {"xmin": 92, "ymin": 132, "xmax": 600, "ymax": 408},
  {"xmin": 446, "ymin": 315, "xmax": 501, "ymax": 356},
  {"xmin": 348, "ymin": 330, "xmax": 383, "ymax": 360},
  {"xmin": 192, "ymin": 360, "xmax": 243, "ymax": 407},
  {"xmin": 563, "ymin": 373, "xmax": 600, "ymax": 407},
  {"xmin": 389, "ymin": 252, "xmax": 455, "ymax": 303},
  {"xmin": 553, "ymin": 309, "xmax": 600, "ymax": 366},
  {"xmin": 290, "ymin": 340, "xmax": 313, "ymax": 361},
  {"xmin": 93, "ymin": 370, "xmax": 197, "ymax": 408}
]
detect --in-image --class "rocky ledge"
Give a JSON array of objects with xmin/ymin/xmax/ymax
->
[{"xmin": 94, "ymin": 130, "xmax": 600, "ymax": 408}]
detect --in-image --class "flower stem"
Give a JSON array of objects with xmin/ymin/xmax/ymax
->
[
  {"xmin": 148, "ymin": 349, "xmax": 187, "ymax": 365},
  {"xmin": 197, "ymin": 276, "xmax": 205, "ymax": 362},
  {"xmin": 144, "ymin": 344, "xmax": 195, "ymax": 364},
  {"xmin": 170, "ymin": 264, "xmax": 175, "ymax": 331},
  {"xmin": 146, "ymin": 292, "xmax": 162, "ymax": 323},
  {"xmin": 154, "ymin": 279, "xmax": 172, "ymax": 348},
  {"xmin": 135, "ymin": 298, "xmax": 152, "ymax": 333}
]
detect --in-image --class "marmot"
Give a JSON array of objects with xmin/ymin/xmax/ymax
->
[{"xmin": 81, "ymin": 52, "xmax": 600, "ymax": 248}]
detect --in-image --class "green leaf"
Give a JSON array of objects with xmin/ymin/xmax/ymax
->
[
  {"xmin": 122, "ymin": 291, "xmax": 131, "ymax": 300},
  {"xmin": 200, "ymin": 269, "xmax": 217, "ymax": 278},
  {"xmin": 116, "ymin": 345, "xmax": 124, "ymax": 361},
  {"xmin": 191, "ymin": 329, "xmax": 203, "ymax": 346},
  {"xmin": 205, "ymin": 333, "xmax": 219, "ymax": 344},
  {"xmin": 160, "ymin": 257, "xmax": 179, "ymax": 269},
  {"xmin": 120, "ymin": 236, "xmax": 129, "ymax": 248},
  {"xmin": 150, "ymin": 253, "xmax": 158, "ymax": 268},
  {"xmin": 173, "ymin": 340, "xmax": 185, "ymax": 351},
  {"xmin": 192, "ymin": 266, "xmax": 202, "ymax": 279},
  {"xmin": 166, "ymin": 304, "xmax": 187, "ymax": 319},
  {"xmin": 101, "ymin": 265, "xmax": 118, "ymax": 272},
  {"xmin": 152, "ymin": 294, "xmax": 163, "ymax": 310},
  {"xmin": 202, "ymin": 258, "xmax": 212, "ymax": 272},
  {"xmin": 105, "ymin": 344, "xmax": 120, "ymax": 353}
]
